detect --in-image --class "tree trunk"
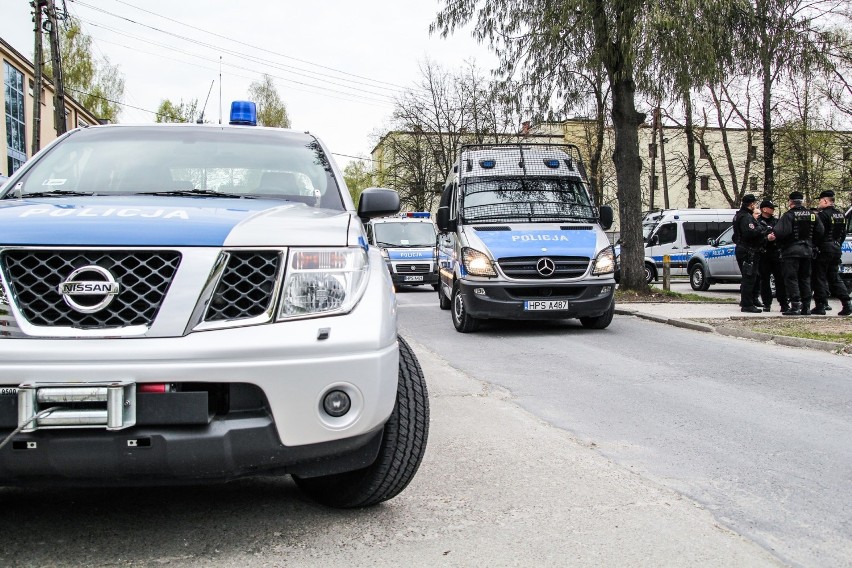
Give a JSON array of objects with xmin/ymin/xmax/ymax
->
[
  {"xmin": 761, "ymin": 59, "xmax": 775, "ymax": 200},
  {"xmin": 611, "ymin": 76, "xmax": 647, "ymax": 291},
  {"xmin": 684, "ymin": 91, "xmax": 697, "ymax": 208}
]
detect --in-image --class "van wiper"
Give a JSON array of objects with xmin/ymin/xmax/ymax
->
[
  {"xmin": 138, "ymin": 189, "xmax": 255, "ymax": 199},
  {"xmin": 13, "ymin": 189, "xmax": 94, "ymax": 199}
]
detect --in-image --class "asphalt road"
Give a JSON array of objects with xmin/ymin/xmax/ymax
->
[{"xmin": 396, "ymin": 284, "xmax": 852, "ymax": 567}]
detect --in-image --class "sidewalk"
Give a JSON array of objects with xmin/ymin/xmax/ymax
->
[{"xmin": 615, "ymin": 299, "xmax": 850, "ymax": 354}]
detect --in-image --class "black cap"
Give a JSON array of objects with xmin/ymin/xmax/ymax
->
[
  {"xmin": 741, "ymin": 193, "xmax": 757, "ymax": 205},
  {"xmin": 819, "ymin": 190, "xmax": 835, "ymax": 199},
  {"xmin": 789, "ymin": 191, "xmax": 804, "ymax": 201},
  {"xmin": 759, "ymin": 200, "xmax": 775, "ymax": 209}
]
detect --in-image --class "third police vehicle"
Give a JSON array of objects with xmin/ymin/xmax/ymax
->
[
  {"xmin": 366, "ymin": 212, "xmax": 439, "ymax": 289},
  {"xmin": 435, "ymin": 144, "xmax": 616, "ymax": 332}
]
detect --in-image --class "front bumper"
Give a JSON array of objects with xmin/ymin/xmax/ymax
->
[{"xmin": 458, "ymin": 278, "xmax": 615, "ymax": 320}]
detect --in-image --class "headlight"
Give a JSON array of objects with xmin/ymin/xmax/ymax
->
[
  {"xmin": 592, "ymin": 247, "xmax": 616, "ymax": 275},
  {"xmin": 462, "ymin": 247, "xmax": 497, "ymax": 277},
  {"xmin": 277, "ymin": 248, "xmax": 369, "ymax": 320},
  {"xmin": 380, "ymin": 248, "xmax": 389, "ymax": 260}
]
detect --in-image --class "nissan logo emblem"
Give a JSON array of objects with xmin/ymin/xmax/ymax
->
[
  {"xmin": 58, "ymin": 265, "xmax": 120, "ymax": 313},
  {"xmin": 536, "ymin": 257, "xmax": 556, "ymax": 277}
]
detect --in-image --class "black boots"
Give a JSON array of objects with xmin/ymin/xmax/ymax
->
[
  {"xmin": 811, "ymin": 301, "xmax": 827, "ymax": 315},
  {"xmin": 741, "ymin": 305, "xmax": 762, "ymax": 313},
  {"xmin": 839, "ymin": 300, "xmax": 852, "ymax": 317},
  {"xmin": 783, "ymin": 302, "xmax": 802, "ymax": 316},
  {"xmin": 800, "ymin": 301, "xmax": 812, "ymax": 316}
]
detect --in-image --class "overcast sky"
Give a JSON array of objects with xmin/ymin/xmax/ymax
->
[{"xmin": 1, "ymin": 0, "xmax": 495, "ymax": 167}]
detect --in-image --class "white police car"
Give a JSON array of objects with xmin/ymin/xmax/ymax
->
[
  {"xmin": 366, "ymin": 212, "xmax": 439, "ymax": 289},
  {"xmin": 0, "ymin": 102, "xmax": 429, "ymax": 508},
  {"xmin": 686, "ymin": 225, "xmax": 739, "ymax": 290}
]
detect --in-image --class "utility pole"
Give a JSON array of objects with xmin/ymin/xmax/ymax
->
[
  {"xmin": 45, "ymin": 0, "xmax": 67, "ymax": 136},
  {"xmin": 31, "ymin": 0, "xmax": 46, "ymax": 154}
]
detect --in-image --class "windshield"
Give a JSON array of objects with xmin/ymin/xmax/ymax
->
[
  {"xmin": 374, "ymin": 222, "xmax": 436, "ymax": 247},
  {"xmin": 460, "ymin": 177, "xmax": 595, "ymax": 224},
  {"xmin": 642, "ymin": 222, "xmax": 657, "ymax": 242},
  {"xmin": 4, "ymin": 127, "xmax": 344, "ymax": 209}
]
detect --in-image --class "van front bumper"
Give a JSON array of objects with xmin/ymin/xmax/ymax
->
[{"xmin": 457, "ymin": 278, "xmax": 615, "ymax": 320}]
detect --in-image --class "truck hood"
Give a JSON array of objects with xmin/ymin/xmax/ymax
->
[
  {"xmin": 469, "ymin": 225, "xmax": 600, "ymax": 259},
  {"xmin": 0, "ymin": 196, "xmax": 351, "ymax": 247}
]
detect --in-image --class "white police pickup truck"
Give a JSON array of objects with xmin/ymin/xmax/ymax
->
[
  {"xmin": 366, "ymin": 212, "xmax": 439, "ymax": 289},
  {"xmin": 435, "ymin": 144, "xmax": 616, "ymax": 332},
  {"xmin": 0, "ymin": 102, "xmax": 429, "ymax": 508}
]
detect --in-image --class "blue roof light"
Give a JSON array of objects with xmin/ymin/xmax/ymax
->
[
  {"xmin": 229, "ymin": 101, "xmax": 257, "ymax": 126},
  {"xmin": 544, "ymin": 159, "xmax": 560, "ymax": 169},
  {"xmin": 480, "ymin": 159, "xmax": 496, "ymax": 169}
]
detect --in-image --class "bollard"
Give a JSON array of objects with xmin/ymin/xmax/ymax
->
[{"xmin": 662, "ymin": 254, "xmax": 671, "ymax": 291}]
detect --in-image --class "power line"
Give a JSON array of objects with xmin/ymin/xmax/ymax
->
[
  {"xmin": 109, "ymin": 0, "xmax": 415, "ymax": 92},
  {"xmin": 73, "ymin": 12, "xmax": 401, "ymax": 103},
  {"xmin": 70, "ymin": 0, "xmax": 417, "ymax": 96},
  {"xmin": 82, "ymin": 28, "xmax": 395, "ymax": 109}
]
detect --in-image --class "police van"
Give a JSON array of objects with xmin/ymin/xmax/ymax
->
[
  {"xmin": 435, "ymin": 144, "xmax": 616, "ymax": 332},
  {"xmin": 0, "ymin": 102, "xmax": 429, "ymax": 508},
  {"xmin": 366, "ymin": 212, "xmax": 439, "ymax": 289},
  {"xmin": 639, "ymin": 208, "xmax": 736, "ymax": 282}
]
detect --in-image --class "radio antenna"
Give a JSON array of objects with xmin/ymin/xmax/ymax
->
[{"xmin": 197, "ymin": 80, "xmax": 215, "ymax": 124}]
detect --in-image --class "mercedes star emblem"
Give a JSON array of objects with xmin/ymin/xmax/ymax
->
[{"xmin": 536, "ymin": 257, "xmax": 556, "ymax": 277}]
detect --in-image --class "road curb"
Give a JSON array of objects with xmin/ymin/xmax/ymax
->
[{"xmin": 618, "ymin": 306, "xmax": 847, "ymax": 353}]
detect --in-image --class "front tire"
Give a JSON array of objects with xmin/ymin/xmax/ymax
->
[
  {"xmin": 451, "ymin": 283, "xmax": 480, "ymax": 332},
  {"xmin": 689, "ymin": 263, "xmax": 710, "ymax": 291},
  {"xmin": 644, "ymin": 263, "xmax": 656, "ymax": 284},
  {"xmin": 579, "ymin": 300, "xmax": 615, "ymax": 329},
  {"xmin": 294, "ymin": 336, "xmax": 429, "ymax": 508}
]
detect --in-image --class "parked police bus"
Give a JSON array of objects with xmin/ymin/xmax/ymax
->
[
  {"xmin": 365, "ymin": 212, "xmax": 439, "ymax": 289},
  {"xmin": 435, "ymin": 144, "xmax": 616, "ymax": 332}
]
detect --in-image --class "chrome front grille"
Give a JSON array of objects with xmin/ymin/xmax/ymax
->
[
  {"xmin": 1, "ymin": 250, "xmax": 181, "ymax": 329},
  {"xmin": 204, "ymin": 251, "xmax": 281, "ymax": 321},
  {"xmin": 498, "ymin": 256, "xmax": 590, "ymax": 279}
]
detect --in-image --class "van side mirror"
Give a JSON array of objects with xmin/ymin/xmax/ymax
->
[
  {"xmin": 357, "ymin": 187, "xmax": 400, "ymax": 222},
  {"xmin": 436, "ymin": 184, "xmax": 456, "ymax": 233},
  {"xmin": 436, "ymin": 207, "xmax": 456, "ymax": 233},
  {"xmin": 648, "ymin": 234, "xmax": 659, "ymax": 246},
  {"xmin": 599, "ymin": 205, "xmax": 614, "ymax": 230}
]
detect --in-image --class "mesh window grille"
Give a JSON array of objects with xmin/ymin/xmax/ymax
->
[{"xmin": 204, "ymin": 251, "xmax": 280, "ymax": 321}]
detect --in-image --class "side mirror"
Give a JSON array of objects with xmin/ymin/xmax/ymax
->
[
  {"xmin": 707, "ymin": 238, "xmax": 715, "ymax": 246},
  {"xmin": 599, "ymin": 205, "xmax": 614, "ymax": 231},
  {"xmin": 648, "ymin": 234, "xmax": 659, "ymax": 246},
  {"xmin": 357, "ymin": 187, "xmax": 400, "ymax": 221}
]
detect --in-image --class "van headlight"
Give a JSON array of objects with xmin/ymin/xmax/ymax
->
[
  {"xmin": 592, "ymin": 247, "xmax": 616, "ymax": 275},
  {"xmin": 277, "ymin": 248, "xmax": 369, "ymax": 320},
  {"xmin": 462, "ymin": 247, "xmax": 497, "ymax": 277}
]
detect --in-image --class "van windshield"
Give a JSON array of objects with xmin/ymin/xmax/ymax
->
[
  {"xmin": 460, "ymin": 178, "xmax": 596, "ymax": 224},
  {"xmin": 374, "ymin": 222, "xmax": 436, "ymax": 247}
]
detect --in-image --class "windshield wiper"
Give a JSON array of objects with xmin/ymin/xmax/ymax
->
[
  {"xmin": 138, "ymin": 189, "xmax": 255, "ymax": 199},
  {"xmin": 10, "ymin": 189, "xmax": 94, "ymax": 199}
]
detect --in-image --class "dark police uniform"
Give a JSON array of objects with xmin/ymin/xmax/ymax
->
[
  {"xmin": 756, "ymin": 205, "xmax": 788, "ymax": 312},
  {"xmin": 771, "ymin": 194, "xmax": 825, "ymax": 315},
  {"xmin": 732, "ymin": 196, "xmax": 764, "ymax": 311},
  {"xmin": 813, "ymin": 194, "xmax": 851, "ymax": 316}
]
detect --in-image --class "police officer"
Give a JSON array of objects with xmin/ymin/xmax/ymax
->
[
  {"xmin": 756, "ymin": 200, "xmax": 788, "ymax": 312},
  {"xmin": 812, "ymin": 189, "xmax": 852, "ymax": 316},
  {"xmin": 770, "ymin": 191, "xmax": 825, "ymax": 315},
  {"xmin": 732, "ymin": 194, "xmax": 764, "ymax": 313}
]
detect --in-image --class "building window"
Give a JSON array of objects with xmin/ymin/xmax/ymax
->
[
  {"xmin": 648, "ymin": 143, "xmax": 657, "ymax": 159},
  {"xmin": 651, "ymin": 175, "xmax": 659, "ymax": 191},
  {"xmin": 700, "ymin": 175, "xmax": 710, "ymax": 191},
  {"xmin": 5, "ymin": 62, "xmax": 27, "ymax": 175},
  {"xmin": 749, "ymin": 145, "xmax": 758, "ymax": 160},
  {"xmin": 750, "ymin": 176, "xmax": 758, "ymax": 193},
  {"xmin": 699, "ymin": 144, "xmax": 709, "ymax": 160}
]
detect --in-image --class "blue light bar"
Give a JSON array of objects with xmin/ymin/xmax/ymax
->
[
  {"xmin": 406, "ymin": 212, "xmax": 431, "ymax": 218},
  {"xmin": 544, "ymin": 159, "xmax": 560, "ymax": 169},
  {"xmin": 480, "ymin": 159, "xmax": 496, "ymax": 169},
  {"xmin": 229, "ymin": 101, "xmax": 257, "ymax": 126}
]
